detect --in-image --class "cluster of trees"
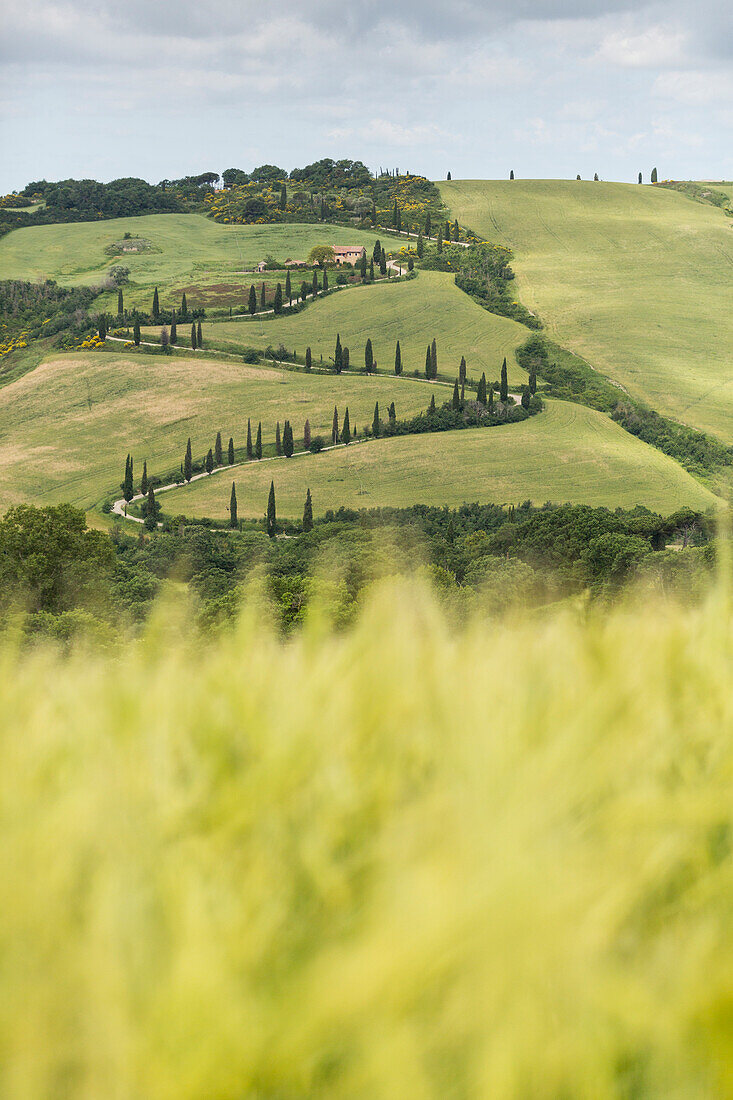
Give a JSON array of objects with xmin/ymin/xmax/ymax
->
[
  {"xmin": 0, "ymin": 279, "xmax": 98, "ymax": 342},
  {"xmin": 21, "ymin": 178, "xmax": 182, "ymax": 220}
]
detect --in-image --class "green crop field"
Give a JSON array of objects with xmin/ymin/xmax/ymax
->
[
  {"xmin": 441, "ymin": 180, "xmax": 733, "ymax": 444},
  {"xmin": 195, "ymin": 271, "xmax": 528, "ymax": 384},
  {"xmin": 0, "ymin": 213, "xmax": 385, "ymax": 308},
  {"xmin": 0, "ymin": 351, "xmax": 437, "ymax": 510},
  {"xmin": 161, "ymin": 398, "xmax": 715, "ymax": 520}
]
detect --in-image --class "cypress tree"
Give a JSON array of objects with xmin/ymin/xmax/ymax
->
[
  {"xmin": 160, "ymin": 325, "xmax": 169, "ymax": 351},
  {"xmin": 477, "ymin": 372, "xmax": 487, "ymax": 405},
  {"xmin": 184, "ymin": 438, "xmax": 192, "ymax": 482},
  {"xmin": 205, "ymin": 448, "xmax": 214, "ymax": 474},
  {"xmin": 181, "ymin": 292, "xmax": 188, "ymax": 319},
  {"xmin": 311, "ymin": 268, "xmax": 318, "ymax": 298},
  {"xmin": 459, "ymin": 356, "xmax": 466, "ymax": 385},
  {"xmin": 453, "ymin": 220, "xmax": 459, "ymax": 242},
  {"xmin": 529, "ymin": 369, "xmax": 537, "ymax": 395},
  {"xmin": 594, "ymin": 173, "xmax": 599, "ymax": 182},
  {"xmin": 369, "ymin": 258, "xmax": 374, "ymax": 281},
  {"xmin": 133, "ymin": 319, "xmax": 141, "ymax": 346},
  {"xmin": 371, "ymin": 201, "xmax": 376, "ymax": 225},
  {"xmin": 255, "ymin": 421, "xmax": 262, "ymax": 459},
  {"xmin": 215, "ymin": 430, "xmax": 223, "ymax": 465},
  {"xmin": 521, "ymin": 388, "xmax": 531, "ymax": 410},
  {"xmin": 267, "ymin": 481, "xmax": 276, "ymax": 537},
  {"xmin": 144, "ymin": 484, "xmax": 159, "ymax": 531},
  {"xmin": 425, "ymin": 211, "xmax": 431, "ymax": 237},
  {"xmin": 429, "ymin": 393, "xmax": 436, "ymax": 413},
  {"xmin": 372, "ymin": 401, "xmax": 380, "ymax": 437},
  {"xmin": 191, "ymin": 323, "xmax": 197, "ymax": 350},
  {"xmin": 379, "ymin": 251, "xmax": 387, "ymax": 275},
  {"xmin": 388, "ymin": 401, "xmax": 396, "ymax": 426},
  {"xmin": 431, "ymin": 338, "xmax": 437, "ymax": 379},
  {"xmin": 123, "ymin": 454, "xmax": 134, "ymax": 502},
  {"xmin": 332, "ymin": 405, "xmax": 339, "ymax": 444},
  {"xmin": 260, "ymin": 282, "xmax": 266, "ymax": 309},
  {"xmin": 117, "ymin": 288, "xmax": 123, "ymax": 316},
  {"xmin": 301, "ymin": 281, "xmax": 308, "ymax": 303},
  {"xmin": 510, "ymin": 170, "xmax": 515, "ymax": 180},
  {"xmin": 651, "ymin": 167, "xmax": 658, "ymax": 183},
  {"xmin": 170, "ymin": 309, "xmax": 177, "ymax": 344},
  {"xmin": 392, "ymin": 198, "xmax": 398, "ymax": 227},
  {"xmin": 141, "ymin": 459, "xmax": 148, "ymax": 495},
  {"xmin": 275, "ymin": 421, "xmax": 282, "ymax": 455},
  {"xmin": 461, "ymin": 380, "xmax": 465, "ymax": 404},
  {"xmin": 274, "ymin": 283, "xmax": 283, "ymax": 314},
  {"xmin": 395, "ymin": 340, "xmax": 402, "ymax": 375},
  {"xmin": 229, "ymin": 482, "xmax": 238, "ymax": 527},
  {"xmin": 365, "ymin": 338, "xmax": 373, "ymax": 373},
  {"xmin": 447, "ymin": 171, "xmax": 452, "ymax": 180},
  {"xmin": 452, "ymin": 379, "xmax": 460, "ymax": 409},
  {"xmin": 638, "ymin": 172, "xmax": 642, "ymax": 184},
  {"xmin": 279, "ymin": 182, "xmax": 287, "ymax": 210},
  {"xmin": 417, "ymin": 230, "xmax": 424, "ymax": 258},
  {"xmin": 228, "ymin": 436, "xmax": 235, "ymax": 464},
  {"xmin": 334, "ymin": 333, "xmax": 342, "ymax": 373},
  {"xmin": 98, "ymin": 316, "xmax": 107, "ymax": 340},
  {"xmin": 360, "ymin": 251, "xmax": 367, "ymax": 281},
  {"xmin": 303, "ymin": 488, "xmax": 313, "ymax": 532},
  {"xmin": 246, "ymin": 419, "xmax": 253, "ymax": 458},
  {"xmin": 500, "ymin": 358, "xmax": 508, "ymax": 402},
  {"xmin": 342, "ymin": 346, "xmax": 350, "ymax": 371},
  {"xmin": 283, "ymin": 420, "xmax": 294, "ymax": 457},
  {"xmin": 437, "ymin": 229, "xmax": 443, "ymax": 254},
  {"xmin": 304, "ymin": 419, "xmax": 311, "ymax": 449},
  {"xmin": 323, "ymin": 269, "xmax": 329, "ymax": 293},
  {"xmin": 488, "ymin": 386, "xmax": 494, "ymax": 414},
  {"xmin": 396, "ymin": 207, "xmax": 402, "ymax": 233},
  {"xmin": 197, "ymin": 321, "xmax": 202, "ymax": 347},
  {"xmin": 444, "ymin": 220, "xmax": 451, "ymax": 240},
  {"xmin": 373, "ymin": 239, "xmax": 382, "ymax": 264},
  {"xmin": 152, "ymin": 286, "xmax": 160, "ymax": 320},
  {"xmin": 249, "ymin": 284, "xmax": 257, "ymax": 314},
  {"xmin": 285, "ymin": 269, "xmax": 292, "ymax": 304},
  {"xmin": 425, "ymin": 344, "xmax": 431, "ymax": 378},
  {"xmin": 305, "ymin": 346, "xmax": 312, "ymax": 371},
  {"xmin": 341, "ymin": 407, "xmax": 351, "ymax": 445}
]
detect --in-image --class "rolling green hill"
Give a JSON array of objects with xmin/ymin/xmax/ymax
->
[
  {"xmin": 183, "ymin": 271, "xmax": 528, "ymax": 384},
  {"xmin": 440, "ymin": 179, "xmax": 733, "ymax": 444},
  {"xmin": 160, "ymin": 398, "xmax": 715, "ymax": 520},
  {"xmin": 0, "ymin": 351, "xmax": 435, "ymax": 510}
]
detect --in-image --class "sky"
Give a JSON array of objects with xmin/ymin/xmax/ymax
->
[{"xmin": 1, "ymin": 0, "xmax": 731, "ymax": 191}]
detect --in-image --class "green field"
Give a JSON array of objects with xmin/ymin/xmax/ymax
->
[
  {"xmin": 0, "ymin": 214, "xmax": 385, "ymax": 308},
  {"xmin": 161, "ymin": 398, "xmax": 715, "ymax": 520},
  {"xmin": 196, "ymin": 271, "xmax": 528, "ymax": 383},
  {"xmin": 0, "ymin": 352, "xmax": 437, "ymax": 510},
  {"xmin": 441, "ymin": 180, "xmax": 733, "ymax": 443}
]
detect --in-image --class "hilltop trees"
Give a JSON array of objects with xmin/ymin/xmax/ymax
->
[
  {"xmin": 184, "ymin": 438, "xmax": 192, "ymax": 482},
  {"xmin": 510, "ymin": 170, "xmax": 515, "ymax": 180},
  {"xmin": 267, "ymin": 481, "xmax": 276, "ymax": 537},
  {"xmin": 303, "ymin": 488, "xmax": 313, "ymax": 532},
  {"xmin": 638, "ymin": 172, "xmax": 643, "ymax": 184},
  {"xmin": 229, "ymin": 482, "xmax": 238, "ymax": 527},
  {"xmin": 395, "ymin": 340, "xmax": 402, "ymax": 375}
]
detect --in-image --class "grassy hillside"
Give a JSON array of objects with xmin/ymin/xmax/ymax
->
[
  {"xmin": 200, "ymin": 271, "xmax": 528, "ymax": 384},
  {"xmin": 0, "ymin": 213, "xmax": 384, "ymax": 303},
  {"xmin": 0, "ymin": 352, "xmax": 434, "ymax": 510},
  {"xmin": 162, "ymin": 399, "xmax": 716, "ymax": 519},
  {"xmin": 441, "ymin": 180, "xmax": 733, "ymax": 443},
  {"xmin": 3, "ymin": 580, "xmax": 733, "ymax": 1098}
]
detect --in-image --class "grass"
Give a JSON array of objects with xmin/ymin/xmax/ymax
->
[
  {"xmin": 162, "ymin": 398, "xmax": 716, "ymax": 520},
  {"xmin": 0, "ymin": 351, "xmax": 436, "ymax": 510},
  {"xmin": 0, "ymin": 213, "xmax": 386, "ymax": 307},
  {"xmin": 200, "ymin": 271, "xmax": 529, "ymax": 383},
  {"xmin": 441, "ymin": 180, "xmax": 733, "ymax": 443},
  {"xmin": 3, "ymin": 576, "xmax": 733, "ymax": 1097}
]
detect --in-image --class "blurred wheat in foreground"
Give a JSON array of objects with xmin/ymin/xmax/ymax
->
[{"xmin": 1, "ymin": 580, "xmax": 733, "ymax": 1100}]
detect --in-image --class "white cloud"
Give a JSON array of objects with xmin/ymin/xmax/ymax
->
[
  {"xmin": 595, "ymin": 24, "xmax": 686, "ymax": 67},
  {"xmin": 653, "ymin": 69, "xmax": 733, "ymax": 106}
]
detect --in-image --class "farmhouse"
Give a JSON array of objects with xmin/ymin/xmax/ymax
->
[{"xmin": 332, "ymin": 245, "xmax": 367, "ymax": 266}]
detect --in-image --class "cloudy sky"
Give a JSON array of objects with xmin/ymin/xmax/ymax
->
[{"xmin": 1, "ymin": 0, "xmax": 731, "ymax": 190}]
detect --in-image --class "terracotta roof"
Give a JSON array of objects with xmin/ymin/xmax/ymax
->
[{"xmin": 332, "ymin": 245, "xmax": 365, "ymax": 254}]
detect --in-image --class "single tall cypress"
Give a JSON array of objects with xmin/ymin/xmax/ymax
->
[
  {"xmin": 228, "ymin": 436, "xmax": 235, "ymax": 464},
  {"xmin": 215, "ymin": 431, "xmax": 223, "ymax": 465},
  {"xmin": 303, "ymin": 488, "xmax": 313, "ymax": 532},
  {"xmin": 246, "ymin": 419, "xmax": 253, "ymax": 459},
  {"xmin": 342, "ymin": 346, "xmax": 350, "ymax": 371},
  {"xmin": 123, "ymin": 454, "xmax": 134, "ymax": 502},
  {"xmin": 229, "ymin": 482, "xmax": 238, "ymax": 527},
  {"xmin": 477, "ymin": 372, "xmax": 487, "ymax": 405},
  {"xmin": 133, "ymin": 319, "xmax": 141, "ymax": 346},
  {"xmin": 638, "ymin": 172, "xmax": 643, "ymax": 184},
  {"xmin": 395, "ymin": 340, "xmax": 402, "ymax": 375},
  {"xmin": 312, "ymin": 268, "xmax": 319, "ymax": 298},
  {"xmin": 184, "ymin": 438, "xmax": 192, "ymax": 482},
  {"xmin": 417, "ymin": 229, "xmax": 424, "ymax": 258},
  {"xmin": 369, "ymin": 258, "xmax": 374, "ymax": 281},
  {"xmin": 283, "ymin": 420, "xmax": 294, "ymax": 458},
  {"xmin": 341, "ymin": 408, "xmax": 351, "ymax": 445},
  {"xmin": 332, "ymin": 405, "xmax": 339, "ymax": 444},
  {"xmin": 275, "ymin": 421, "xmax": 282, "ymax": 455},
  {"xmin": 510, "ymin": 170, "xmax": 515, "ymax": 180},
  {"xmin": 373, "ymin": 239, "xmax": 382, "ymax": 264},
  {"xmin": 431, "ymin": 338, "xmax": 437, "ymax": 379},
  {"xmin": 205, "ymin": 448, "xmax": 214, "ymax": 474},
  {"xmin": 459, "ymin": 356, "xmax": 466, "ymax": 385},
  {"xmin": 191, "ymin": 323, "xmax": 197, "ymax": 350},
  {"xmin": 152, "ymin": 286, "xmax": 160, "ymax": 320},
  {"xmin": 452, "ymin": 379, "xmax": 460, "ymax": 409},
  {"xmin": 365, "ymin": 338, "xmax": 374, "ymax": 373},
  {"xmin": 141, "ymin": 459, "xmax": 148, "ymax": 495},
  {"xmin": 651, "ymin": 167, "xmax": 658, "ymax": 183},
  {"xmin": 305, "ymin": 346, "xmax": 312, "ymax": 371},
  {"xmin": 429, "ymin": 393, "xmax": 436, "ymax": 413},
  {"xmin": 249, "ymin": 285, "xmax": 257, "ymax": 315},
  {"xmin": 500, "ymin": 358, "xmax": 508, "ymax": 402},
  {"xmin": 273, "ymin": 283, "xmax": 283, "ymax": 314},
  {"xmin": 360, "ymin": 251, "xmax": 367, "ymax": 281},
  {"xmin": 388, "ymin": 401, "xmax": 396, "ymax": 425},
  {"xmin": 181, "ymin": 292, "xmax": 188, "ymax": 319},
  {"xmin": 453, "ymin": 220, "xmax": 459, "ymax": 242},
  {"xmin": 197, "ymin": 321, "xmax": 202, "ymax": 347},
  {"xmin": 144, "ymin": 484, "xmax": 159, "ymax": 531},
  {"xmin": 425, "ymin": 344, "xmax": 431, "ymax": 378},
  {"xmin": 488, "ymin": 386, "xmax": 494, "ymax": 414},
  {"xmin": 379, "ymin": 251, "xmax": 387, "ymax": 275},
  {"xmin": 372, "ymin": 401, "xmax": 380, "ymax": 438},
  {"xmin": 521, "ymin": 388, "xmax": 531, "ymax": 409},
  {"xmin": 255, "ymin": 421, "xmax": 262, "ymax": 459},
  {"xmin": 285, "ymin": 269, "xmax": 292, "ymax": 304},
  {"xmin": 267, "ymin": 481, "xmax": 276, "ymax": 537},
  {"xmin": 334, "ymin": 333, "xmax": 343, "ymax": 373},
  {"xmin": 323, "ymin": 269, "xmax": 329, "ymax": 293},
  {"xmin": 304, "ymin": 419, "xmax": 311, "ymax": 449},
  {"xmin": 117, "ymin": 288, "xmax": 123, "ymax": 316},
  {"xmin": 170, "ymin": 309, "xmax": 177, "ymax": 344}
]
